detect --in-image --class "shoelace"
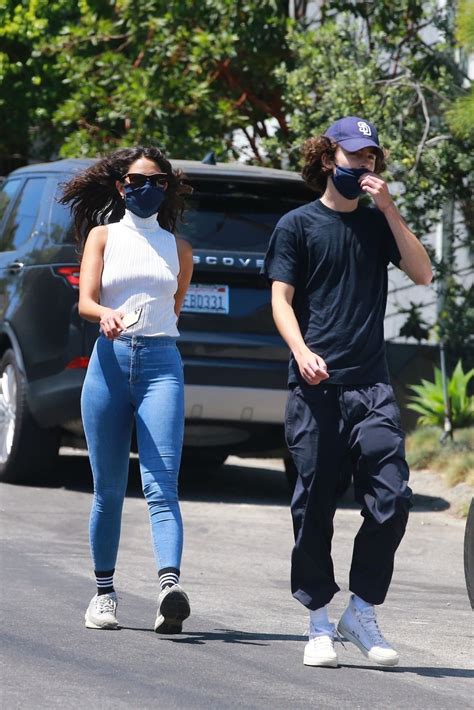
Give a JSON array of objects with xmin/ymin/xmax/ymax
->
[
  {"xmin": 97, "ymin": 595, "xmax": 115, "ymax": 614},
  {"xmin": 358, "ymin": 608, "xmax": 388, "ymax": 646},
  {"xmin": 307, "ymin": 623, "xmax": 346, "ymax": 647}
]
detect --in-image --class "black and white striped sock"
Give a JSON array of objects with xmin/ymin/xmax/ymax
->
[
  {"xmin": 95, "ymin": 569, "xmax": 115, "ymax": 596},
  {"xmin": 158, "ymin": 567, "xmax": 180, "ymax": 590}
]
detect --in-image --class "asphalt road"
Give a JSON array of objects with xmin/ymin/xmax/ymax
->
[{"xmin": 1, "ymin": 452, "xmax": 473, "ymax": 709}]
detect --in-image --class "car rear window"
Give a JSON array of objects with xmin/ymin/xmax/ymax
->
[
  {"xmin": 0, "ymin": 177, "xmax": 46, "ymax": 252},
  {"xmin": 179, "ymin": 180, "xmax": 310, "ymax": 252},
  {"xmin": 0, "ymin": 178, "xmax": 22, "ymax": 226},
  {"xmin": 46, "ymin": 175, "xmax": 312, "ymax": 251},
  {"xmin": 48, "ymin": 184, "xmax": 76, "ymax": 244}
]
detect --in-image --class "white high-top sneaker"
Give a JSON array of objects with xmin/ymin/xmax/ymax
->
[
  {"xmin": 85, "ymin": 592, "xmax": 119, "ymax": 629},
  {"xmin": 303, "ymin": 622, "xmax": 338, "ymax": 667},
  {"xmin": 337, "ymin": 596, "xmax": 399, "ymax": 666}
]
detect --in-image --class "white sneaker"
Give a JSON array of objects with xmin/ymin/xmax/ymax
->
[
  {"xmin": 154, "ymin": 584, "xmax": 190, "ymax": 634},
  {"xmin": 303, "ymin": 623, "xmax": 338, "ymax": 667},
  {"xmin": 85, "ymin": 592, "xmax": 119, "ymax": 629},
  {"xmin": 337, "ymin": 597, "xmax": 399, "ymax": 666}
]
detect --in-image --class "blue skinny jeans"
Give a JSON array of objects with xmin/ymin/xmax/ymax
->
[{"xmin": 81, "ymin": 334, "xmax": 184, "ymax": 573}]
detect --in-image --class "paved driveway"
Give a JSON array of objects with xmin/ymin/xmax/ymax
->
[{"xmin": 0, "ymin": 452, "xmax": 472, "ymax": 709}]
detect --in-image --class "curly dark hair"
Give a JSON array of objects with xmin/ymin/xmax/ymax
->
[
  {"xmin": 60, "ymin": 146, "xmax": 192, "ymax": 255},
  {"xmin": 301, "ymin": 136, "xmax": 387, "ymax": 194}
]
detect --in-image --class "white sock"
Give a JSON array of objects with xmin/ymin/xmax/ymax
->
[
  {"xmin": 352, "ymin": 593, "xmax": 373, "ymax": 612},
  {"xmin": 309, "ymin": 606, "xmax": 332, "ymax": 633}
]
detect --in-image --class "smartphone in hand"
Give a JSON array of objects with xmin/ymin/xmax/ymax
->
[{"xmin": 122, "ymin": 307, "xmax": 142, "ymax": 329}]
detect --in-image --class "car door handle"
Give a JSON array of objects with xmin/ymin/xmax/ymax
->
[{"xmin": 7, "ymin": 261, "xmax": 24, "ymax": 273}]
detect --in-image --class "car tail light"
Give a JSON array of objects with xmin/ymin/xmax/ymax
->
[
  {"xmin": 54, "ymin": 265, "xmax": 80, "ymax": 288},
  {"xmin": 66, "ymin": 357, "xmax": 90, "ymax": 369}
]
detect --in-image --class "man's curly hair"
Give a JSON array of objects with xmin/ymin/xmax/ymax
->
[{"xmin": 301, "ymin": 136, "xmax": 387, "ymax": 194}]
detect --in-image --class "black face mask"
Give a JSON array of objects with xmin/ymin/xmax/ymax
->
[
  {"xmin": 124, "ymin": 182, "xmax": 166, "ymax": 218},
  {"xmin": 331, "ymin": 165, "xmax": 367, "ymax": 199}
]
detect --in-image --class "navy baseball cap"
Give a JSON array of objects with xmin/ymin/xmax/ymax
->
[{"xmin": 324, "ymin": 116, "xmax": 382, "ymax": 154}]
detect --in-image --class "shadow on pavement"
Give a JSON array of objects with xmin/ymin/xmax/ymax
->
[
  {"xmin": 165, "ymin": 629, "xmax": 306, "ymax": 646},
  {"xmin": 339, "ymin": 664, "xmax": 474, "ymax": 678},
  {"xmin": 179, "ymin": 462, "xmax": 292, "ymax": 506},
  {"xmin": 118, "ymin": 627, "xmax": 305, "ymax": 645},
  {"xmin": 48, "ymin": 453, "xmax": 293, "ymax": 507},
  {"xmin": 34, "ymin": 450, "xmax": 451, "ymax": 512},
  {"xmin": 82, "ymin": 622, "xmax": 474, "ymax": 678},
  {"xmin": 114, "ymin": 626, "xmax": 307, "ymax": 646},
  {"xmin": 410, "ymin": 493, "xmax": 450, "ymax": 512}
]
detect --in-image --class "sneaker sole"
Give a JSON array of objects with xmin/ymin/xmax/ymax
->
[
  {"xmin": 154, "ymin": 590, "xmax": 190, "ymax": 634},
  {"xmin": 85, "ymin": 615, "xmax": 120, "ymax": 630},
  {"xmin": 337, "ymin": 621, "xmax": 399, "ymax": 667},
  {"xmin": 303, "ymin": 654, "xmax": 338, "ymax": 668}
]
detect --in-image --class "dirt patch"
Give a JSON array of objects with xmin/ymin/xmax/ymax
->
[{"xmin": 410, "ymin": 467, "xmax": 473, "ymax": 517}]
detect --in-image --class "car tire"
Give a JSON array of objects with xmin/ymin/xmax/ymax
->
[
  {"xmin": 464, "ymin": 498, "xmax": 474, "ymax": 609},
  {"xmin": 0, "ymin": 349, "xmax": 60, "ymax": 484}
]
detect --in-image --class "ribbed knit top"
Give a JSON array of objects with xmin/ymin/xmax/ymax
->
[{"xmin": 100, "ymin": 210, "xmax": 179, "ymax": 337}]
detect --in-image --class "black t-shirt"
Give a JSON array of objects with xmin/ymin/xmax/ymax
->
[{"xmin": 263, "ymin": 199, "xmax": 402, "ymax": 386}]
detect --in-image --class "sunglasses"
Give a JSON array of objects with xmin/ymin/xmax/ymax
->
[{"xmin": 122, "ymin": 172, "xmax": 169, "ymax": 188}]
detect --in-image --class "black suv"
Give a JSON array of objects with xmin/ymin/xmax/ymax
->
[{"xmin": 0, "ymin": 158, "xmax": 312, "ymax": 483}]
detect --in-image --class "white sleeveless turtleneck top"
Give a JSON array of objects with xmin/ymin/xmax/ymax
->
[{"xmin": 100, "ymin": 210, "xmax": 180, "ymax": 337}]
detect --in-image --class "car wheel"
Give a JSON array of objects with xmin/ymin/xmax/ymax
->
[
  {"xmin": 464, "ymin": 498, "xmax": 474, "ymax": 609},
  {"xmin": 0, "ymin": 349, "xmax": 60, "ymax": 484}
]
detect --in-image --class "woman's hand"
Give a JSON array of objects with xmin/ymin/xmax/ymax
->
[
  {"xmin": 295, "ymin": 347, "xmax": 329, "ymax": 385},
  {"xmin": 174, "ymin": 237, "xmax": 194, "ymax": 317},
  {"xmin": 99, "ymin": 309, "xmax": 125, "ymax": 340}
]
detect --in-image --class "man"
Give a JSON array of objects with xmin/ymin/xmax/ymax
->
[{"xmin": 263, "ymin": 116, "xmax": 432, "ymax": 667}]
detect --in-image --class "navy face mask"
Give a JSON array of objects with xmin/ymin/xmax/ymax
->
[
  {"xmin": 331, "ymin": 166, "xmax": 368, "ymax": 200},
  {"xmin": 124, "ymin": 182, "xmax": 166, "ymax": 218}
]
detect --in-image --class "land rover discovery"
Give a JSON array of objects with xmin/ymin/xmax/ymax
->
[{"xmin": 0, "ymin": 158, "xmax": 312, "ymax": 483}]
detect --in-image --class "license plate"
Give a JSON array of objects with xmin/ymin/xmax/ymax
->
[{"xmin": 182, "ymin": 284, "xmax": 229, "ymax": 314}]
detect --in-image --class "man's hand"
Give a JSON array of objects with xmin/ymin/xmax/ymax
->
[
  {"xmin": 359, "ymin": 173, "xmax": 393, "ymax": 212},
  {"xmin": 295, "ymin": 347, "xmax": 329, "ymax": 385}
]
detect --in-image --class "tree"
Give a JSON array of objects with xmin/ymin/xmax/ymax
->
[
  {"xmin": 263, "ymin": 1, "xmax": 473, "ymax": 239},
  {"xmin": 1, "ymin": 1, "xmax": 296, "ymax": 170},
  {"xmin": 43, "ymin": 0, "xmax": 294, "ymax": 161},
  {"xmin": 260, "ymin": 0, "xmax": 473, "ymax": 366},
  {"xmin": 0, "ymin": 1, "xmax": 80, "ymax": 174},
  {"xmin": 1, "ymin": 1, "xmax": 472, "ymax": 363},
  {"xmin": 446, "ymin": 0, "xmax": 474, "ymax": 140}
]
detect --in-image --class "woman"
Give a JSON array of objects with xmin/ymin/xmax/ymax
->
[{"xmin": 61, "ymin": 146, "xmax": 193, "ymax": 633}]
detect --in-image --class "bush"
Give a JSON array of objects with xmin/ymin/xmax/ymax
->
[
  {"xmin": 407, "ymin": 360, "xmax": 474, "ymax": 428},
  {"xmin": 405, "ymin": 426, "xmax": 442, "ymax": 469},
  {"xmin": 406, "ymin": 426, "xmax": 474, "ymax": 487},
  {"xmin": 443, "ymin": 452, "xmax": 474, "ymax": 487}
]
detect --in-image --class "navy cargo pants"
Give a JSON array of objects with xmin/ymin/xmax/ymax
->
[{"xmin": 285, "ymin": 382, "xmax": 412, "ymax": 610}]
